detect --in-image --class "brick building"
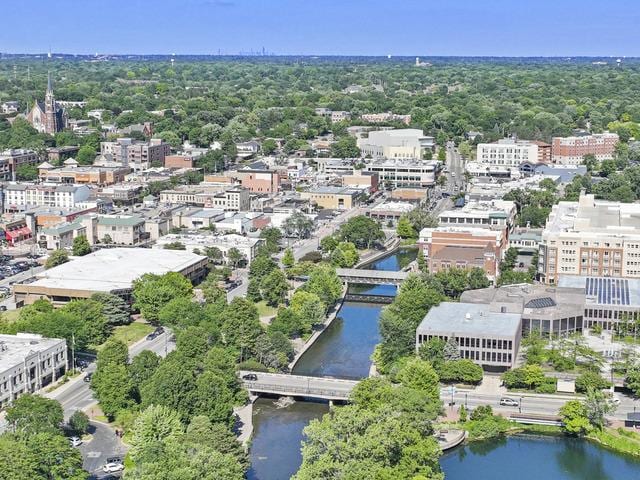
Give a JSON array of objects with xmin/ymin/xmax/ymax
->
[{"xmin": 551, "ymin": 133, "xmax": 619, "ymax": 165}]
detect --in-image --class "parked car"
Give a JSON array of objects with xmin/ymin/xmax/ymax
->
[
  {"xmin": 146, "ymin": 332, "xmax": 158, "ymax": 341},
  {"xmin": 242, "ymin": 373, "xmax": 258, "ymax": 381},
  {"xmin": 69, "ymin": 436, "xmax": 82, "ymax": 447},
  {"xmin": 499, "ymin": 397, "xmax": 519, "ymax": 407},
  {"xmin": 102, "ymin": 462, "xmax": 124, "ymax": 473}
]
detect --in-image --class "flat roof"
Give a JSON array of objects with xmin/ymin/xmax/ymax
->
[
  {"xmin": 26, "ymin": 248, "xmax": 206, "ymax": 293},
  {"xmin": 0, "ymin": 333, "xmax": 65, "ymax": 372},
  {"xmin": 557, "ymin": 275, "xmax": 640, "ymax": 306},
  {"xmin": 417, "ymin": 302, "xmax": 521, "ymax": 338}
]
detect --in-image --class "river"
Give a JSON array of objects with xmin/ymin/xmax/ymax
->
[
  {"xmin": 248, "ymin": 249, "xmax": 640, "ymax": 480},
  {"xmin": 441, "ymin": 435, "xmax": 640, "ymax": 479},
  {"xmin": 247, "ymin": 248, "xmax": 415, "ymax": 480}
]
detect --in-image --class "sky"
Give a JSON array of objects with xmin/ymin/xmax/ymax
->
[{"xmin": 2, "ymin": 0, "xmax": 640, "ymax": 56}]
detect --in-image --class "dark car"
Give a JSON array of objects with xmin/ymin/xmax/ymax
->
[
  {"xmin": 83, "ymin": 373, "xmax": 93, "ymax": 383},
  {"xmin": 242, "ymin": 373, "xmax": 258, "ymax": 381}
]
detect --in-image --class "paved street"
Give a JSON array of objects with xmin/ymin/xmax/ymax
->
[
  {"xmin": 47, "ymin": 329, "xmax": 175, "ymax": 419},
  {"xmin": 226, "ymin": 269, "xmax": 248, "ymax": 302},
  {"xmin": 79, "ymin": 421, "xmax": 127, "ymax": 480}
]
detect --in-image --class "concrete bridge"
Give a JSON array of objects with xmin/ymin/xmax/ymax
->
[
  {"xmin": 239, "ymin": 371, "xmax": 358, "ymax": 401},
  {"xmin": 336, "ymin": 268, "xmax": 409, "ymax": 286}
]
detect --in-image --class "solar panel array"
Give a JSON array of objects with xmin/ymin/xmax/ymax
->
[
  {"xmin": 585, "ymin": 277, "xmax": 630, "ymax": 305},
  {"xmin": 525, "ymin": 297, "xmax": 556, "ymax": 309}
]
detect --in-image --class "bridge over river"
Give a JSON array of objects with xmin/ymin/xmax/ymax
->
[
  {"xmin": 239, "ymin": 371, "xmax": 358, "ymax": 401},
  {"xmin": 336, "ymin": 268, "xmax": 409, "ymax": 285}
]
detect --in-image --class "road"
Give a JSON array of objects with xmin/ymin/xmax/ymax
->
[
  {"xmin": 47, "ymin": 329, "xmax": 175, "ymax": 419},
  {"xmin": 226, "ymin": 269, "xmax": 249, "ymax": 302},
  {"xmin": 79, "ymin": 421, "xmax": 127, "ymax": 480},
  {"xmin": 239, "ymin": 370, "xmax": 357, "ymax": 400},
  {"xmin": 443, "ymin": 386, "xmax": 639, "ymax": 421}
]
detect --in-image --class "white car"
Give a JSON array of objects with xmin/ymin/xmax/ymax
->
[
  {"xmin": 499, "ymin": 397, "xmax": 519, "ymax": 407},
  {"xmin": 102, "ymin": 462, "xmax": 124, "ymax": 473},
  {"xmin": 69, "ymin": 436, "xmax": 82, "ymax": 447}
]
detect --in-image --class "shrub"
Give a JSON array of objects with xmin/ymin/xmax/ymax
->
[
  {"xmin": 236, "ymin": 359, "xmax": 269, "ymax": 372},
  {"xmin": 534, "ymin": 377, "xmax": 557, "ymax": 394},
  {"xmin": 69, "ymin": 410, "xmax": 90, "ymax": 435},
  {"xmin": 575, "ymin": 371, "xmax": 611, "ymax": 393}
]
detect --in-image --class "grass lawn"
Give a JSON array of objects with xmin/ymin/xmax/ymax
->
[
  {"xmin": 97, "ymin": 322, "xmax": 154, "ymax": 351},
  {"xmin": 256, "ymin": 301, "xmax": 278, "ymax": 318},
  {"xmin": 1, "ymin": 308, "xmax": 21, "ymax": 323}
]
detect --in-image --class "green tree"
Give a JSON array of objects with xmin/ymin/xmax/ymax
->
[
  {"xmin": 330, "ymin": 241, "xmax": 359, "ymax": 267},
  {"xmin": 129, "ymin": 350, "xmax": 161, "ymax": 393},
  {"xmin": 560, "ymin": 400, "xmax": 593, "ymax": 436},
  {"xmin": 91, "ymin": 292, "xmax": 130, "ymax": 326},
  {"xmin": 129, "ymin": 404, "xmax": 184, "ymax": 463},
  {"xmin": 260, "ymin": 268, "xmax": 289, "ymax": 307},
  {"xmin": 320, "ymin": 235, "xmax": 338, "ymax": 253},
  {"xmin": 282, "ymin": 247, "xmax": 295, "ymax": 268},
  {"xmin": 575, "ymin": 371, "xmax": 611, "ymax": 393},
  {"xmin": 227, "ymin": 247, "xmax": 245, "ymax": 268},
  {"xmin": 68, "ymin": 410, "xmax": 89, "ymax": 435},
  {"xmin": 330, "ymin": 136, "xmax": 360, "ymax": 158},
  {"xmin": 5, "ymin": 394, "xmax": 63, "ymax": 436},
  {"xmin": 15, "ymin": 163, "xmax": 38, "ymax": 181},
  {"xmin": 27, "ymin": 432, "xmax": 87, "ymax": 480},
  {"xmin": 283, "ymin": 212, "xmax": 314, "ymax": 239},
  {"xmin": 259, "ymin": 227, "xmax": 283, "ymax": 254},
  {"xmin": 45, "ymin": 249, "xmax": 69, "ymax": 269},
  {"xmin": 584, "ymin": 387, "xmax": 617, "ymax": 430},
  {"xmin": 396, "ymin": 358, "xmax": 440, "ymax": 402},
  {"xmin": 76, "ymin": 144, "xmax": 97, "ymax": 165},
  {"xmin": 91, "ymin": 363, "xmax": 134, "ymax": 420},
  {"xmin": 72, "ymin": 235, "xmax": 92, "ymax": 256},
  {"xmin": 338, "ymin": 215, "xmax": 385, "ymax": 248},
  {"xmin": 163, "ymin": 241, "xmax": 186, "ymax": 250},
  {"xmin": 302, "ymin": 264, "xmax": 343, "ymax": 308},
  {"xmin": 443, "ymin": 337, "xmax": 461, "ymax": 361},
  {"xmin": 396, "ymin": 216, "xmax": 417, "ymax": 239},
  {"xmin": 262, "ymin": 138, "xmax": 278, "ymax": 155},
  {"xmin": 289, "ymin": 290, "xmax": 325, "ymax": 331},
  {"xmin": 133, "ymin": 272, "xmax": 193, "ymax": 323},
  {"xmin": 437, "ymin": 148, "xmax": 446, "ymax": 161},
  {"xmin": 220, "ymin": 297, "xmax": 263, "ymax": 352}
]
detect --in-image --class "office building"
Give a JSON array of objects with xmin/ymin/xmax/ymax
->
[
  {"xmin": 154, "ymin": 233, "xmax": 264, "ymax": 265},
  {"xmin": 100, "ymin": 138, "xmax": 171, "ymax": 169},
  {"xmin": 416, "ymin": 302, "xmax": 521, "ymax": 369},
  {"xmin": 0, "ymin": 333, "xmax": 67, "ymax": 408},
  {"xmin": 438, "ymin": 200, "xmax": 517, "ymax": 235},
  {"xmin": 38, "ymin": 161, "xmax": 130, "ymax": 186},
  {"xmin": 0, "ymin": 149, "xmax": 40, "ymax": 181},
  {"xmin": 357, "ymin": 129, "xmax": 435, "ymax": 159},
  {"xmin": 364, "ymin": 159, "xmax": 439, "ymax": 188}
]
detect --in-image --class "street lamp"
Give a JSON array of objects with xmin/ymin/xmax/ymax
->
[
  {"xmin": 465, "ymin": 393, "xmax": 468, "ymax": 409},
  {"xmin": 519, "ymin": 396, "xmax": 523, "ymax": 414}
]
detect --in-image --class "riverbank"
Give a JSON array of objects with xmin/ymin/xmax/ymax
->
[
  {"xmin": 440, "ymin": 418, "xmax": 640, "ymax": 458},
  {"xmin": 287, "ymin": 284, "xmax": 348, "ymax": 371}
]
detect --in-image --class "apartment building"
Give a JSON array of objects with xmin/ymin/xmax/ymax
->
[
  {"xmin": 416, "ymin": 303, "xmax": 521, "ymax": 370},
  {"xmin": 0, "ymin": 333, "xmax": 67, "ymax": 408},
  {"xmin": 552, "ymin": 132, "xmax": 619, "ymax": 165},
  {"xmin": 160, "ymin": 187, "xmax": 250, "ymax": 211},
  {"xmin": 0, "ymin": 149, "xmax": 40, "ymax": 181},
  {"xmin": 539, "ymin": 193, "xmax": 640, "ymax": 284},
  {"xmin": 419, "ymin": 227, "xmax": 506, "ymax": 282},
  {"xmin": 357, "ymin": 129, "xmax": 435, "ymax": 159},
  {"xmin": 4, "ymin": 183, "xmax": 91, "ymax": 212},
  {"xmin": 361, "ymin": 112, "xmax": 411, "ymax": 125},
  {"xmin": 364, "ymin": 159, "xmax": 439, "ymax": 188},
  {"xmin": 100, "ymin": 138, "xmax": 171, "ymax": 169},
  {"xmin": 476, "ymin": 139, "xmax": 540, "ymax": 167}
]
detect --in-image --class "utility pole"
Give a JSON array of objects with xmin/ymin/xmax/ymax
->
[
  {"xmin": 519, "ymin": 396, "xmax": 523, "ymax": 414},
  {"xmin": 71, "ymin": 332, "xmax": 76, "ymax": 374}
]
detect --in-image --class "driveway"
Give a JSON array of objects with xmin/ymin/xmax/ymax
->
[{"xmin": 79, "ymin": 421, "xmax": 128, "ymax": 480}]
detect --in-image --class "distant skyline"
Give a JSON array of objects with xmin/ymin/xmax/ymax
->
[{"xmin": 2, "ymin": 0, "xmax": 640, "ymax": 57}]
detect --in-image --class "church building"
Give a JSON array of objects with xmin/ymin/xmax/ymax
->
[{"xmin": 27, "ymin": 72, "xmax": 68, "ymax": 135}]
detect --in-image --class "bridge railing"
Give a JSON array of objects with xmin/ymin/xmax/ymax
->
[{"xmin": 244, "ymin": 382, "xmax": 352, "ymax": 399}]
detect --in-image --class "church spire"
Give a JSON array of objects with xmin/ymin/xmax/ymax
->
[{"xmin": 47, "ymin": 70, "xmax": 52, "ymax": 93}]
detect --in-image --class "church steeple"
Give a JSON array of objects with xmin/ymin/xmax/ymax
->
[
  {"xmin": 44, "ymin": 70, "xmax": 58, "ymax": 134},
  {"xmin": 47, "ymin": 70, "xmax": 52, "ymax": 93}
]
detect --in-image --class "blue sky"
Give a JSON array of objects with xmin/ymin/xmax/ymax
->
[{"xmin": 2, "ymin": 0, "xmax": 639, "ymax": 56}]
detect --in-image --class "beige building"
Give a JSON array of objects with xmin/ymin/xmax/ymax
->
[
  {"xmin": 357, "ymin": 129, "xmax": 435, "ymax": 159},
  {"xmin": 300, "ymin": 186, "xmax": 361, "ymax": 210},
  {"xmin": 159, "ymin": 186, "xmax": 250, "ymax": 211},
  {"xmin": 539, "ymin": 193, "xmax": 640, "ymax": 284},
  {"xmin": 14, "ymin": 248, "xmax": 209, "ymax": 306},
  {"xmin": 476, "ymin": 138, "xmax": 541, "ymax": 167}
]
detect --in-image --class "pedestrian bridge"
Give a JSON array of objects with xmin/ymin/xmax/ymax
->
[
  {"xmin": 239, "ymin": 371, "xmax": 358, "ymax": 401},
  {"xmin": 336, "ymin": 268, "xmax": 409, "ymax": 286}
]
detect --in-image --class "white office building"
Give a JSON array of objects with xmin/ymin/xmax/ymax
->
[
  {"xmin": 357, "ymin": 129, "xmax": 435, "ymax": 159},
  {"xmin": 364, "ymin": 159, "xmax": 439, "ymax": 188},
  {"xmin": 4, "ymin": 183, "xmax": 92, "ymax": 212}
]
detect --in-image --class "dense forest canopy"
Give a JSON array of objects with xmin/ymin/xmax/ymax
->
[{"xmin": 2, "ymin": 58, "xmax": 640, "ymax": 152}]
